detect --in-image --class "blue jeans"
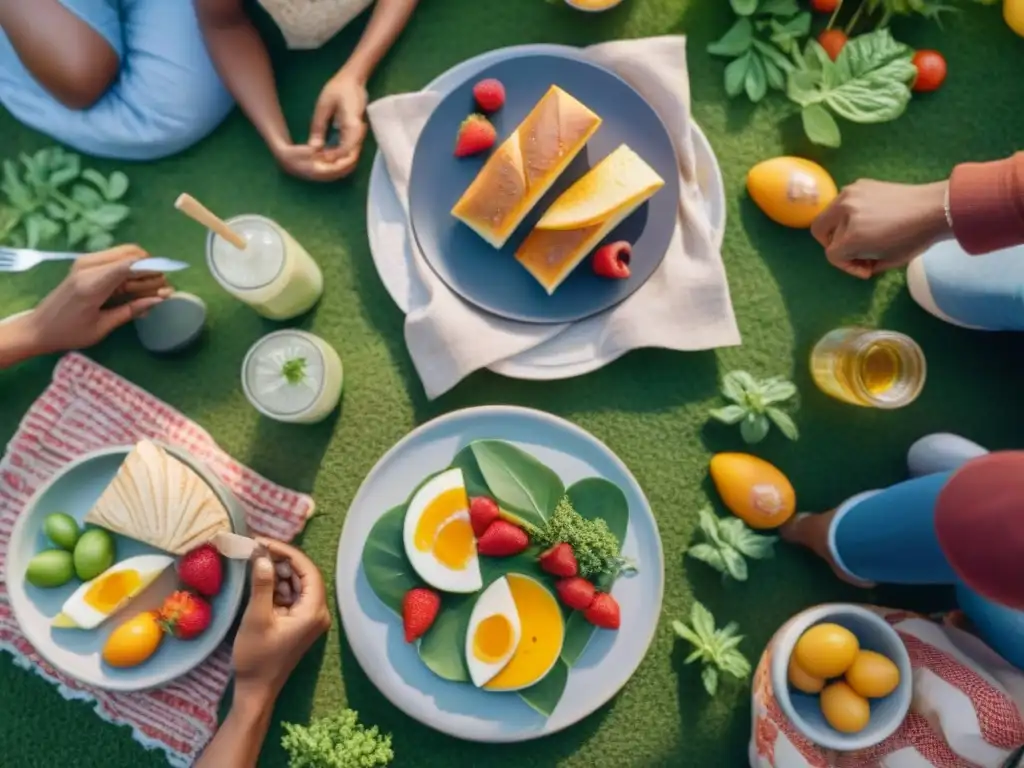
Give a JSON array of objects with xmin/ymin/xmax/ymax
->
[{"xmin": 829, "ymin": 468, "xmax": 1024, "ymax": 669}]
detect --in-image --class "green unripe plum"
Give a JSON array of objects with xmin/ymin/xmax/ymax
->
[
  {"xmin": 73, "ymin": 528, "xmax": 116, "ymax": 581},
  {"xmin": 44, "ymin": 513, "xmax": 81, "ymax": 551},
  {"xmin": 26, "ymin": 550, "xmax": 75, "ymax": 588}
]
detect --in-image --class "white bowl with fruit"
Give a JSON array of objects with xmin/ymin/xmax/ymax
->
[
  {"xmin": 770, "ymin": 604, "xmax": 913, "ymax": 751},
  {"xmin": 6, "ymin": 441, "xmax": 248, "ymax": 691}
]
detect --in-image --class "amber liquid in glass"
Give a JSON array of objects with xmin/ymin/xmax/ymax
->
[{"xmin": 810, "ymin": 328, "xmax": 925, "ymax": 408}]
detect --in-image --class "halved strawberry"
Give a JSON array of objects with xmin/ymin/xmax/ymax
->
[
  {"xmin": 454, "ymin": 114, "xmax": 496, "ymax": 157},
  {"xmin": 476, "ymin": 520, "xmax": 528, "ymax": 557}
]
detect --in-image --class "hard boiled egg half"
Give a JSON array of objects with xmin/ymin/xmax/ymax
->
[
  {"xmin": 467, "ymin": 574, "xmax": 565, "ymax": 691},
  {"xmin": 52, "ymin": 554, "xmax": 173, "ymax": 629},
  {"xmin": 403, "ymin": 468, "xmax": 482, "ymax": 593}
]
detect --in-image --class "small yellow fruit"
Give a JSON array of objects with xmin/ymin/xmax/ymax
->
[
  {"xmin": 1005, "ymin": 0, "xmax": 1024, "ymax": 38},
  {"xmin": 103, "ymin": 612, "xmax": 163, "ymax": 668},
  {"xmin": 788, "ymin": 655, "xmax": 825, "ymax": 694},
  {"xmin": 746, "ymin": 157, "xmax": 838, "ymax": 229},
  {"xmin": 709, "ymin": 453, "xmax": 796, "ymax": 529},
  {"xmin": 845, "ymin": 650, "xmax": 900, "ymax": 699},
  {"xmin": 820, "ymin": 681, "xmax": 871, "ymax": 734},
  {"xmin": 794, "ymin": 623, "xmax": 860, "ymax": 679}
]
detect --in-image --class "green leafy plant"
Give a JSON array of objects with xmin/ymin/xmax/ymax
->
[
  {"xmin": 709, "ymin": 370, "xmax": 798, "ymax": 444},
  {"xmin": 533, "ymin": 494, "xmax": 635, "ymax": 580},
  {"xmin": 0, "ymin": 147, "xmax": 130, "ymax": 250},
  {"xmin": 687, "ymin": 508, "xmax": 777, "ymax": 581},
  {"xmin": 281, "ymin": 709, "xmax": 393, "ymax": 768},
  {"xmin": 708, "ymin": 0, "xmax": 811, "ymax": 102},
  {"xmin": 786, "ymin": 28, "xmax": 916, "ymax": 148},
  {"xmin": 672, "ymin": 602, "xmax": 752, "ymax": 696}
]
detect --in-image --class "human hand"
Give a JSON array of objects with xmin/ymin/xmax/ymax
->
[
  {"xmin": 810, "ymin": 179, "xmax": 951, "ymax": 279},
  {"xmin": 307, "ymin": 70, "xmax": 369, "ymax": 172},
  {"xmin": 272, "ymin": 141, "xmax": 360, "ymax": 183},
  {"xmin": 19, "ymin": 245, "xmax": 169, "ymax": 356},
  {"xmin": 232, "ymin": 540, "xmax": 331, "ymax": 702}
]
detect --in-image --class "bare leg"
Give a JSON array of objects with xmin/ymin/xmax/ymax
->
[
  {"xmin": 0, "ymin": 0, "xmax": 118, "ymax": 109},
  {"xmin": 780, "ymin": 511, "xmax": 876, "ymax": 588}
]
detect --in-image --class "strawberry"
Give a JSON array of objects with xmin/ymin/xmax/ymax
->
[
  {"xmin": 177, "ymin": 543, "xmax": 224, "ymax": 597},
  {"xmin": 402, "ymin": 587, "xmax": 440, "ymax": 643},
  {"xmin": 158, "ymin": 591, "xmax": 213, "ymax": 640},
  {"xmin": 539, "ymin": 543, "xmax": 578, "ymax": 578},
  {"xmin": 556, "ymin": 577, "xmax": 596, "ymax": 611},
  {"xmin": 469, "ymin": 496, "xmax": 500, "ymax": 538},
  {"xmin": 584, "ymin": 592, "xmax": 621, "ymax": 630},
  {"xmin": 476, "ymin": 520, "xmax": 528, "ymax": 557},
  {"xmin": 472, "ymin": 78, "xmax": 506, "ymax": 113},
  {"xmin": 454, "ymin": 114, "xmax": 496, "ymax": 157},
  {"xmin": 592, "ymin": 241, "xmax": 631, "ymax": 280}
]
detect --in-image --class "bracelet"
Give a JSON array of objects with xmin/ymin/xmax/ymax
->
[{"xmin": 943, "ymin": 182, "xmax": 954, "ymax": 230}]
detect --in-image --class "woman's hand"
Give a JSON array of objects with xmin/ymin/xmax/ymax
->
[
  {"xmin": 272, "ymin": 141, "xmax": 360, "ymax": 183},
  {"xmin": 811, "ymin": 179, "xmax": 951, "ymax": 279},
  {"xmin": 232, "ymin": 540, "xmax": 331, "ymax": 702},
  {"xmin": 16, "ymin": 245, "xmax": 168, "ymax": 356},
  {"xmin": 307, "ymin": 70, "xmax": 368, "ymax": 174}
]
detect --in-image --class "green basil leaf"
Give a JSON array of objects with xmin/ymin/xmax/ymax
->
[
  {"xmin": 21, "ymin": 153, "xmax": 49, "ymax": 188},
  {"xmin": 361, "ymin": 504, "xmax": 418, "ymax": 614},
  {"xmin": 721, "ymin": 652, "xmax": 752, "ymax": 679},
  {"xmin": 697, "ymin": 507, "xmax": 726, "ymax": 547},
  {"xmin": 71, "ymin": 184, "xmax": 104, "ymax": 208},
  {"xmin": 835, "ymin": 28, "xmax": 912, "ymax": 80},
  {"xmin": 724, "ymin": 52, "xmax": 751, "ymax": 97},
  {"xmin": 105, "ymin": 171, "xmax": 129, "ymax": 201},
  {"xmin": 24, "ymin": 214, "xmax": 43, "ymax": 249},
  {"xmin": 517, "ymin": 659, "xmax": 568, "ymax": 717},
  {"xmin": 687, "ymin": 543, "xmax": 728, "ymax": 574},
  {"xmin": 745, "ymin": 53, "xmax": 768, "ymax": 102},
  {"xmin": 721, "ymin": 547, "xmax": 748, "ymax": 581},
  {"xmin": 81, "ymin": 169, "xmax": 109, "ymax": 197},
  {"xmin": 48, "ymin": 154, "xmax": 80, "ymax": 187},
  {"xmin": 67, "ymin": 219, "xmax": 90, "ymax": 247},
  {"xmin": 707, "ymin": 17, "xmax": 754, "ymax": 57},
  {"xmin": 709, "ymin": 404, "xmax": 747, "ymax": 425},
  {"xmin": 753, "ymin": 38, "xmax": 795, "ymax": 73},
  {"xmin": 86, "ymin": 203, "xmax": 130, "ymax": 228},
  {"xmin": 730, "ymin": 0, "xmax": 759, "ymax": 15},
  {"xmin": 2, "ymin": 160, "xmax": 33, "ymax": 210},
  {"xmin": 43, "ymin": 202, "xmax": 67, "ymax": 221},
  {"xmin": 718, "ymin": 633, "xmax": 745, "ymax": 653},
  {"xmin": 767, "ymin": 407, "xmax": 800, "ymax": 440},
  {"xmin": 467, "ymin": 441, "xmax": 564, "ymax": 529},
  {"xmin": 36, "ymin": 216, "xmax": 61, "ymax": 244},
  {"xmin": 417, "ymin": 594, "xmax": 473, "ymax": 682},
  {"xmin": 690, "ymin": 601, "xmax": 717, "ymax": 644},
  {"xmin": 672, "ymin": 619, "xmax": 704, "ymax": 647},
  {"xmin": 740, "ymin": 412, "xmax": 770, "ymax": 444},
  {"xmin": 760, "ymin": 378, "xmax": 797, "ymax": 403},
  {"xmin": 769, "ymin": 11, "xmax": 811, "ymax": 53},
  {"xmin": 758, "ymin": 0, "xmax": 800, "ymax": 15},
  {"xmin": 761, "ymin": 57, "xmax": 786, "ymax": 91},
  {"xmin": 85, "ymin": 231, "xmax": 114, "ymax": 251},
  {"xmin": 702, "ymin": 665, "xmax": 719, "ymax": 696}
]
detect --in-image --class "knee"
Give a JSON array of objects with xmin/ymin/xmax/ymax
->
[{"xmin": 49, "ymin": 41, "xmax": 120, "ymax": 110}]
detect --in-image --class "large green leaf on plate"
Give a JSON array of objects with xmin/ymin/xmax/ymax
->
[
  {"xmin": 361, "ymin": 504, "xmax": 418, "ymax": 615},
  {"xmin": 462, "ymin": 440, "xmax": 564, "ymax": 529},
  {"xmin": 560, "ymin": 478, "xmax": 630, "ymax": 667},
  {"xmin": 516, "ymin": 658, "xmax": 569, "ymax": 717}
]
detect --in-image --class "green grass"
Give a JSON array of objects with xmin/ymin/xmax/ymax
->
[{"xmin": 2, "ymin": 1, "xmax": 1022, "ymax": 765}]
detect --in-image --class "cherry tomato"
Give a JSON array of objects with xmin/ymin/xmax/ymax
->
[
  {"xmin": 818, "ymin": 30, "xmax": 848, "ymax": 61},
  {"xmin": 912, "ymin": 50, "xmax": 947, "ymax": 93},
  {"xmin": 812, "ymin": 0, "xmax": 840, "ymax": 11}
]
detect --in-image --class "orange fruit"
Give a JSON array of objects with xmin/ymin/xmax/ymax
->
[
  {"xmin": 794, "ymin": 623, "xmax": 860, "ymax": 679},
  {"xmin": 788, "ymin": 655, "xmax": 825, "ymax": 694},
  {"xmin": 746, "ymin": 157, "xmax": 837, "ymax": 229},
  {"xmin": 845, "ymin": 650, "xmax": 900, "ymax": 699},
  {"xmin": 820, "ymin": 681, "xmax": 871, "ymax": 734},
  {"xmin": 102, "ymin": 611, "xmax": 163, "ymax": 668},
  {"xmin": 709, "ymin": 453, "xmax": 796, "ymax": 529}
]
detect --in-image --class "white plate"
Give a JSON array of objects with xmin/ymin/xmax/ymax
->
[
  {"xmin": 336, "ymin": 406, "xmax": 664, "ymax": 741},
  {"xmin": 366, "ymin": 43, "xmax": 726, "ymax": 381},
  {"xmin": 6, "ymin": 444, "xmax": 248, "ymax": 692}
]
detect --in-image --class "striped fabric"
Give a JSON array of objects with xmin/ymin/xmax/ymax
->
[
  {"xmin": 0, "ymin": 353, "xmax": 315, "ymax": 766},
  {"xmin": 750, "ymin": 607, "xmax": 1024, "ymax": 768}
]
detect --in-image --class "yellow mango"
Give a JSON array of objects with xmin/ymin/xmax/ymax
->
[
  {"xmin": 709, "ymin": 453, "xmax": 795, "ymax": 529},
  {"xmin": 1005, "ymin": 0, "xmax": 1024, "ymax": 37},
  {"xmin": 746, "ymin": 157, "xmax": 837, "ymax": 229}
]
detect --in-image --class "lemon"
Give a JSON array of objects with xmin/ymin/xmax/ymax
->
[
  {"xmin": 845, "ymin": 650, "xmax": 900, "ymax": 699},
  {"xmin": 820, "ymin": 681, "xmax": 871, "ymax": 734},
  {"xmin": 793, "ymin": 623, "xmax": 860, "ymax": 679},
  {"xmin": 1005, "ymin": 0, "xmax": 1024, "ymax": 37},
  {"xmin": 788, "ymin": 655, "xmax": 825, "ymax": 694}
]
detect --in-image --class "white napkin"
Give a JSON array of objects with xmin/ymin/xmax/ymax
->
[{"xmin": 368, "ymin": 36, "xmax": 741, "ymax": 400}]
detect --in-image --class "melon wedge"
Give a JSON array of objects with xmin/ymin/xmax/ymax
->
[{"xmin": 536, "ymin": 145, "xmax": 666, "ymax": 231}]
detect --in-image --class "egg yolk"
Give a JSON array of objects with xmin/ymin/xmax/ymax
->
[
  {"xmin": 413, "ymin": 487, "xmax": 475, "ymax": 569},
  {"xmin": 485, "ymin": 574, "xmax": 564, "ymax": 691},
  {"xmin": 84, "ymin": 569, "xmax": 141, "ymax": 613},
  {"xmin": 473, "ymin": 614, "xmax": 514, "ymax": 663}
]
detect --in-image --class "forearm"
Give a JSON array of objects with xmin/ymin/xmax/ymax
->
[
  {"xmin": 195, "ymin": 686, "xmax": 275, "ymax": 768},
  {"xmin": 948, "ymin": 152, "xmax": 1024, "ymax": 255},
  {"xmin": 340, "ymin": 0, "xmax": 420, "ymax": 82},
  {"xmin": 0, "ymin": 314, "xmax": 44, "ymax": 369},
  {"xmin": 194, "ymin": 0, "xmax": 290, "ymax": 151}
]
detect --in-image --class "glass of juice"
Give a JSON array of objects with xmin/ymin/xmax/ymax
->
[
  {"xmin": 241, "ymin": 330, "xmax": 343, "ymax": 424},
  {"xmin": 206, "ymin": 215, "xmax": 323, "ymax": 320},
  {"xmin": 810, "ymin": 328, "xmax": 926, "ymax": 409}
]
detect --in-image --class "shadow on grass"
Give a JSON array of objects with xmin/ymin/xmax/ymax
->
[{"xmin": 337, "ymin": 629, "xmax": 611, "ymax": 767}]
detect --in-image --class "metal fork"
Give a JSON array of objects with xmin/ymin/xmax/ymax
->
[{"xmin": 0, "ymin": 248, "xmax": 189, "ymax": 274}]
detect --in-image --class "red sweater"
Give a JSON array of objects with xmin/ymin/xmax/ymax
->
[{"xmin": 949, "ymin": 152, "xmax": 1024, "ymax": 254}]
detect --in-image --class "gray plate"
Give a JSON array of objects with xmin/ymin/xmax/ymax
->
[{"xmin": 336, "ymin": 406, "xmax": 664, "ymax": 742}]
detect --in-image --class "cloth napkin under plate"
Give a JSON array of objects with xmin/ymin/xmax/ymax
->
[
  {"xmin": 0, "ymin": 353, "xmax": 315, "ymax": 767},
  {"xmin": 368, "ymin": 36, "xmax": 741, "ymax": 400}
]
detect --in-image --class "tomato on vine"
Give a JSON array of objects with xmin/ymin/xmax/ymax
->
[
  {"xmin": 818, "ymin": 29, "xmax": 848, "ymax": 61},
  {"xmin": 912, "ymin": 50, "xmax": 947, "ymax": 92},
  {"xmin": 811, "ymin": 0, "xmax": 840, "ymax": 11}
]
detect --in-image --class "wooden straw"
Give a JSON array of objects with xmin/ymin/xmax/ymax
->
[{"xmin": 174, "ymin": 193, "xmax": 247, "ymax": 250}]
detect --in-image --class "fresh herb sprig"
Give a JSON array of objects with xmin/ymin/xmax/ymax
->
[
  {"xmin": 687, "ymin": 508, "xmax": 777, "ymax": 581},
  {"xmin": 281, "ymin": 709, "xmax": 394, "ymax": 768},
  {"xmin": 532, "ymin": 496, "xmax": 636, "ymax": 581},
  {"xmin": 707, "ymin": 0, "xmax": 811, "ymax": 102},
  {"xmin": 709, "ymin": 370, "xmax": 798, "ymax": 444},
  {"xmin": 0, "ymin": 147, "xmax": 130, "ymax": 250},
  {"xmin": 787, "ymin": 28, "xmax": 917, "ymax": 148},
  {"xmin": 673, "ymin": 602, "xmax": 752, "ymax": 696}
]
